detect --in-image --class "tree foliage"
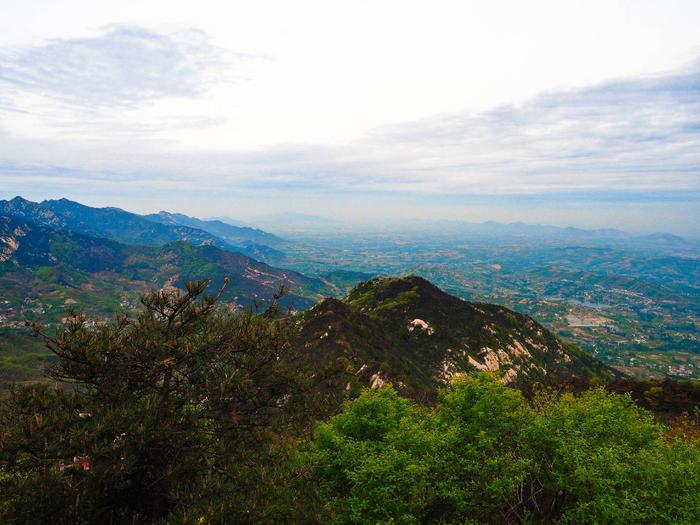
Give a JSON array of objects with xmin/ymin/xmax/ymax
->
[
  {"xmin": 0, "ymin": 280, "xmax": 324, "ymax": 524},
  {"xmin": 304, "ymin": 373, "xmax": 700, "ymax": 524}
]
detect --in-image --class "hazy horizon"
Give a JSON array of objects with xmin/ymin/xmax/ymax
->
[{"xmin": 2, "ymin": 192, "xmax": 698, "ymax": 239}]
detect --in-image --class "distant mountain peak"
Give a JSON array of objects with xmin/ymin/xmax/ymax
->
[
  {"xmin": 142, "ymin": 210, "xmax": 283, "ymax": 248},
  {"xmin": 0, "ymin": 196, "xmax": 229, "ymax": 250},
  {"xmin": 637, "ymin": 232, "xmax": 685, "ymax": 242}
]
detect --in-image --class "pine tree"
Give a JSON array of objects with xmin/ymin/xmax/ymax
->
[{"xmin": 0, "ymin": 280, "xmax": 324, "ymax": 524}]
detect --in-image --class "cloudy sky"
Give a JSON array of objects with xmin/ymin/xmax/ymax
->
[{"xmin": 0, "ymin": 0, "xmax": 699, "ymax": 234}]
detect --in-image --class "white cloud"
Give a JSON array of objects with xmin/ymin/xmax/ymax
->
[
  {"xmin": 0, "ymin": 25, "xmax": 225, "ymax": 109},
  {"xmin": 1, "ymin": 55, "xmax": 699, "ymax": 198}
]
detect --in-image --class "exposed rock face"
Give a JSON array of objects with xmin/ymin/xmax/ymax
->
[
  {"xmin": 0, "ymin": 235, "xmax": 20, "ymax": 262},
  {"xmin": 294, "ymin": 276, "xmax": 618, "ymax": 401},
  {"xmin": 369, "ymin": 373, "xmax": 387, "ymax": 389},
  {"xmin": 408, "ymin": 318, "xmax": 434, "ymax": 335}
]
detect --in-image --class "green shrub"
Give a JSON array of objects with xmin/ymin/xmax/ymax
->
[{"xmin": 305, "ymin": 374, "xmax": 700, "ymax": 524}]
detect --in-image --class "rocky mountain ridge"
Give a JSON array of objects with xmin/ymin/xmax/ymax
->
[{"xmin": 295, "ymin": 276, "xmax": 618, "ymax": 400}]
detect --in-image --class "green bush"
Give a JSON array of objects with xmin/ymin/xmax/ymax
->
[{"xmin": 304, "ymin": 374, "xmax": 700, "ymax": 524}]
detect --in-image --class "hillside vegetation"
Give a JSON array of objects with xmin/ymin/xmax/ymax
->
[{"xmin": 1, "ymin": 281, "xmax": 698, "ymax": 523}]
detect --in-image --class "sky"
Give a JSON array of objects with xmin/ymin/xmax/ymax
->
[{"xmin": 0, "ymin": 0, "xmax": 699, "ymax": 235}]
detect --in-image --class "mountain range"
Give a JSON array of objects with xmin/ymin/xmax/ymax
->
[
  {"xmin": 0, "ymin": 212, "xmax": 328, "ymax": 325},
  {"xmin": 0, "ymin": 196, "xmax": 287, "ymax": 263},
  {"xmin": 0, "ymin": 196, "xmax": 223, "ymax": 247},
  {"xmin": 144, "ymin": 210, "xmax": 284, "ymax": 247}
]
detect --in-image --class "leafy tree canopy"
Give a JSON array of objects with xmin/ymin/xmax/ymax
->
[{"xmin": 304, "ymin": 373, "xmax": 700, "ymax": 524}]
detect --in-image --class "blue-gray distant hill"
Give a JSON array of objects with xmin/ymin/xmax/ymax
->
[
  {"xmin": 254, "ymin": 212, "xmax": 344, "ymax": 233},
  {"xmin": 635, "ymin": 232, "xmax": 685, "ymax": 243},
  {"xmin": 143, "ymin": 211, "xmax": 283, "ymax": 247}
]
